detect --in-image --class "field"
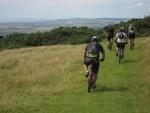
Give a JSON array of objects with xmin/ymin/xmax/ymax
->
[{"xmin": 0, "ymin": 37, "xmax": 150, "ymax": 113}]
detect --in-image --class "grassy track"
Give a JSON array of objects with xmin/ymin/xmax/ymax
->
[{"xmin": 0, "ymin": 37, "xmax": 150, "ymax": 113}]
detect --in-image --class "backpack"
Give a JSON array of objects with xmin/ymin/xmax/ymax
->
[
  {"xmin": 87, "ymin": 42, "xmax": 99, "ymax": 59},
  {"xmin": 118, "ymin": 32, "xmax": 125, "ymax": 39}
]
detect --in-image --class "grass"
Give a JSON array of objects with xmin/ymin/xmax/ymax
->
[{"xmin": 0, "ymin": 37, "xmax": 150, "ymax": 113}]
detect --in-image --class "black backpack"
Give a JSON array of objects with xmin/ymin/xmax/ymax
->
[
  {"xmin": 118, "ymin": 32, "xmax": 125, "ymax": 39},
  {"xmin": 87, "ymin": 42, "xmax": 99, "ymax": 59}
]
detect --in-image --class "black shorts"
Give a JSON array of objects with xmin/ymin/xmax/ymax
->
[
  {"xmin": 129, "ymin": 32, "xmax": 135, "ymax": 39},
  {"xmin": 117, "ymin": 43, "xmax": 125, "ymax": 49},
  {"xmin": 84, "ymin": 58, "xmax": 100, "ymax": 74}
]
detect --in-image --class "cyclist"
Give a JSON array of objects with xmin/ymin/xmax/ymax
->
[
  {"xmin": 128, "ymin": 24, "xmax": 136, "ymax": 49},
  {"xmin": 115, "ymin": 28, "xmax": 128, "ymax": 57},
  {"xmin": 104, "ymin": 24, "xmax": 115, "ymax": 50},
  {"xmin": 83, "ymin": 36, "xmax": 105, "ymax": 88},
  {"xmin": 121, "ymin": 26, "xmax": 127, "ymax": 33}
]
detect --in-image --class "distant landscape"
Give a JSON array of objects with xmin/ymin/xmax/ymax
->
[
  {"xmin": 0, "ymin": 18, "xmax": 129, "ymax": 36},
  {"xmin": 0, "ymin": 16, "xmax": 150, "ymax": 50}
]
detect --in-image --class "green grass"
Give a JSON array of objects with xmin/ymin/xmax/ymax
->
[{"xmin": 0, "ymin": 37, "xmax": 150, "ymax": 113}]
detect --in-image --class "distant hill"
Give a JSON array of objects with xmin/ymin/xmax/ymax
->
[
  {"xmin": 1, "ymin": 17, "xmax": 150, "ymax": 50},
  {"xmin": 0, "ymin": 18, "xmax": 129, "ymax": 36}
]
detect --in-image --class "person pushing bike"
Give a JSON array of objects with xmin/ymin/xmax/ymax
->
[{"xmin": 83, "ymin": 36, "xmax": 105, "ymax": 89}]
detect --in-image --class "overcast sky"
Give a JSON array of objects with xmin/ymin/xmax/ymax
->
[{"xmin": 0, "ymin": 0, "xmax": 150, "ymax": 22}]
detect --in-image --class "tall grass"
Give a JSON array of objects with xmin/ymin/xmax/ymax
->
[{"xmin": 0, "ymin": 38, "xmax": 150, "ymax": 113}]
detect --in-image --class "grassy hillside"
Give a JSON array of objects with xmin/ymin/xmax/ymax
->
[{"xmin": 0, "ymin": 37, "xmax": 150, "ymax": 113}]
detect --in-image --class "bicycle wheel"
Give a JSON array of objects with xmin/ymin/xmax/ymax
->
[
  {"xmin": 118, "ymin": 49, "xmax": 122, "ymax": 64},
  {"xmin": 119, "ymin": 56, "xmax": 122, "ymax": 64},
  {"xmin": 88, "ymin": 72, "xmax": 94, "ymax": 93}
]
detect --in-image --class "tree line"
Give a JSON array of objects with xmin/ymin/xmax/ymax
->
[{"xmin": 0, "ymin": 16, "xmax": 149, "ymax": 50}]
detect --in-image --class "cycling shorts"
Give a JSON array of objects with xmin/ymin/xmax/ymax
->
[
  {"xmin": 129, "ymin": 32, "xmax": 135, "ymax": 39},
  {"xmin": 84, "ymin": 58, "xmax": 100, "ymax": 74},
  {"xmin": 117, "ymin": 43, "xmax": 125, "ymax": 49}
]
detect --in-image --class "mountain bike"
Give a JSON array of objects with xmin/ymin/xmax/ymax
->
[
  {"xmin": 87, "ymin": 59, "xmax": 104, "ymax": 93},
  {"xmin": 118, "ymin": 47, "xmax": 124, "ymax": 64},
  {"xmin": 88, "ymin": 71, "xmax": 96, "ymax": 93}
]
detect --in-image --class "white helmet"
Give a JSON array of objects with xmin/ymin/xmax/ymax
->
[{"xmin": 91, "ymin": 36, "xmax": 98, "ymax": 42}]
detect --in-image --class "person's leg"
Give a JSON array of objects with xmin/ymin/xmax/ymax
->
[
  {"xmin": 132, "ymin": 34, "xmax": 135, "ymax": 46},
  {"xmin": 116, "ymin": 43, "xmax": 119, "ymax": 56},
  {"xmin": 83, "ymin": 64, "xmax": 89, "ymax": 73},
  {"xmin": 130, "ymin": 33, "xmax": 135, "ymax": 48},
  {"xmin": 109, "ymin": 38, "xmax": 113, "ymax": 50},
  {"xmin": 110, "ymin": 38, "xmax": 113, "ymax": 45},
  {"xmin": 129, "ymin": 33, "xmax": 132, "ymax": 48},
  {"xmin": 83, "ymin": 58, "xmax": 91, "ymax": 77},
  {"xmin": 107, "ymin": 36, "xmax": 111, "ymax": 48}
]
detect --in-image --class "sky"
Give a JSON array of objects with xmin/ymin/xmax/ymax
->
[{"xmin": 0, "ymin": 0, "xmax": 150, "ymax": 22}]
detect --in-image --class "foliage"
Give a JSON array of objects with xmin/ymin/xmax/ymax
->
[
  {"xmin": 0, "ymin": 16, "xmax": 150, "ymax": 50},
  {"xmin": 0, "ymin": 27, "xmax": 105, "ymax": 50},
  {"xmin": 112, "ymin": 16, "xmax": 150, "ymax": 36}
]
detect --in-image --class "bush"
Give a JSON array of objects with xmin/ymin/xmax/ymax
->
[{"xmin": 0, "ymin": 27, "xmax": 105, "ymax": 50}]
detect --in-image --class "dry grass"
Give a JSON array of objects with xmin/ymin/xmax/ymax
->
[
  {"xmin": 126, "ymin": 37, "xmax": 150, "ymax": 113},
  {"xmin": 0, "ymin": 38, "xmax": 150, "ymax": 113},
  {"xmin": 0, "ymin": 44, "xmax": 85, "ymax": 111},
  {"xmin": 137, "ymin": 37, "xmax": 150, "ymax": 112}
]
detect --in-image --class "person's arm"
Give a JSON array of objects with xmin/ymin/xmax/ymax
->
[
  {"xmin": 128, "ymin": 27, "xmax": 130, "ymax": 33},
  {"xmin": 114, "ymin": 33, "xmax": 118, "ymax": 43},
  {"xmin": 125, "ymin": 33, "xmax": 128, "ymax": 44},
  {"xmin": 83, "ymin": 45, "xmax": 87, "ymax": 60},
  {"xmin": 83, "ymin": 45, "xmax": 89, "ymax": 74},
  {"xmin": 134, "ymin": 27, "xmax": 137, "ymax": 34}
]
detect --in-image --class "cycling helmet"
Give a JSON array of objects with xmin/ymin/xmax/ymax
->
[{"xmin": 91, "ymin": 36, "xmax": 98, "ymax": 42}]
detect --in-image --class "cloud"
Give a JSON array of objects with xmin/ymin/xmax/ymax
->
[
  {"xmin": 0, "ymin": 0, "xmax": 150, "ymax": 20},
  {"xmin": 0, "ymin": 0, "xmax": 110, "ymax": 6},
  {"xmin": 136, "ymin": 2, "xmax": 144, "ymax": 7}
]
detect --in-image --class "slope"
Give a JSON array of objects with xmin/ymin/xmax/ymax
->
[{"xmin": 0, "ymin": 37, "xmax": 150, "ymax": 113}]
